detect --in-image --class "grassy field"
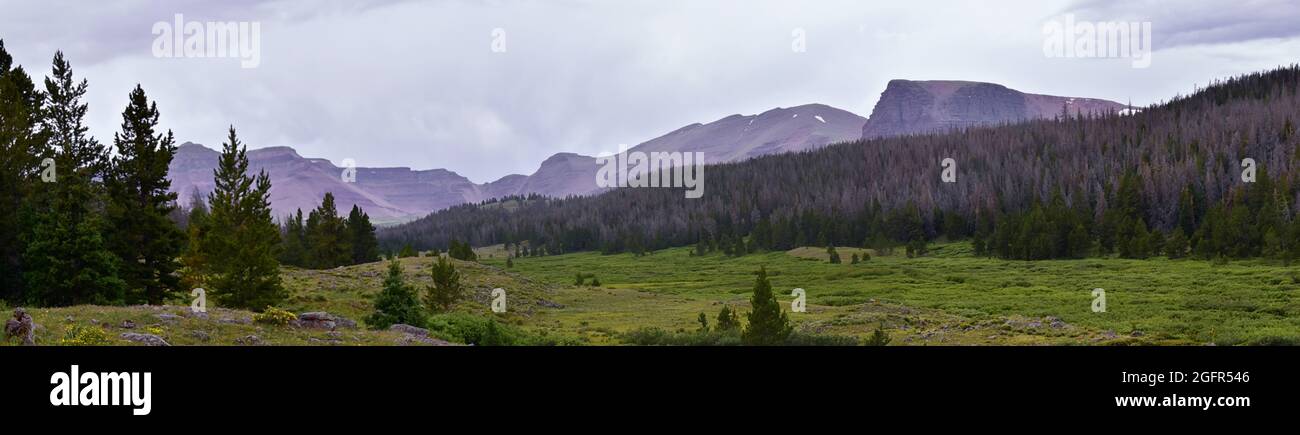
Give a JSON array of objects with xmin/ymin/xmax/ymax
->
[
  {"xmin": 484, "ymin": 242, "xmax": 1300, "ymax": 345},
  {"xmin": 7, "ymin": 242, "xmax": 1298, "ymax": 346},
  {"xmin": 2, "ymin": 256, "xmax": 563, "ymax": 346}
]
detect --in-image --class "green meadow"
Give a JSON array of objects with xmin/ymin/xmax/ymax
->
[
  {"xmin": 484, "ymin": 242, "xmax": 1300, "ymax": 345},
  {"xmin": 10, "ymin": 242, "xmax": 1299, "ymax": 346}
]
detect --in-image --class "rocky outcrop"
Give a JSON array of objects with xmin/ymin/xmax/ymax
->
[
  {"xmin": 861, "ymin": 80, "xmax": 1126, "ymax": 139},
  {"xmin": 4, "ymin": 308, "xmax": 35, "ymax": 346}
]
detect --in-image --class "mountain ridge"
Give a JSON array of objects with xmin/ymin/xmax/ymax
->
[{"xmin": 167, "ymin": 81, "xmax": 1122, "ymax": 223}]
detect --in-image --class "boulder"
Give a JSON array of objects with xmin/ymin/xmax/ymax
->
[
  {"xmin": 389, "ymin": 324, "xmax": 430, "ymax": 336},
  {"xmin": 394, "ymin": 334, "xmax": 454, "ymax": 346},
  {"xmin": 235, "ymin": 335, "xmax": 263, "ymax": 345},
  {"xmin": 296, "ymin": 312, "xmax": 357, "ymax": 330},
  {"xmin": 4, "ymin": 308, "xmax": 36, "ymax": 346},
  {"xmin": 120, "ymin": 333, "xmax": 170, "ymax": 346}
]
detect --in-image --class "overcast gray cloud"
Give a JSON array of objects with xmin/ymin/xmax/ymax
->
[
  {"xmin": 2, "ymin": 0, "xmax": 1298, "ymax": 182},
  {"xmin": 1065, "ymin": 0, "xmax": 1300, "ymax": 48}
]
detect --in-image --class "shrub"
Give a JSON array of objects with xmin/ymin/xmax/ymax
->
[
  {"xmin": 715, "ymin": 305, "xmax": 740, "ymax": 331},
  {"xmin": 254, "ymin": 307, "xmax": 297, "ymax": 325},
  {"xmin": 366, "ymin": 260, "xmax": 425, "ymax": 329},
  {"xmin": 60, "ymin": 325, "xmax": 112, "ymax": 346},
  {"xmin": 865, "ymin": 323, "xmax": 892, "ymax": 346},
  {"xmin": 426, "ymin": 313, "xmax": 558, "ymax": 346},
  {"xmin": 621, "ymin": 326, "xmax": 853, "ymax": 346},
  {"xmin": 398, "ymin": 244, "xmax": 417, "ymax": 258},
  {"xmin": 785, "ymin": 332, "xmax": 859, "ymax": 346}
]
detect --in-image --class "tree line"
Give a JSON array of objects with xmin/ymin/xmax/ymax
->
[
  {"xmin": 379, "ymin": 66, "xmax": 1300, "ymax": 262},
  {"xmin": 275, "ymin": 192, "xmax": 379, "ymax": 269},
  {"xmin": 0, "ymin": 41, "xmax": 379, "ymax": 310}
]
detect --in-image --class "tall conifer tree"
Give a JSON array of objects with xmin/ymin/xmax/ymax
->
[
  {"xmin": 188, "ymin": 127, "xmax": 285, "ymax": 310},
  {"xmin": 105, "ymin": 85, "xmax": 182, "ymax": 305},
  {"xmin": 22, "ymin": 52, "xmax": 125, "ymax": 305}
]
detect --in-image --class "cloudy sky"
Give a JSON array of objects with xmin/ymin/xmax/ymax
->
[{"xmin": 2, "ymin": 0, "xmax": 1298, "ymax": 182}]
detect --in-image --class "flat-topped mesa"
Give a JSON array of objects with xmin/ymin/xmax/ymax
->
[{"xmin": 861, "ymin": 79, "xmax": 1127, "ymax": 139}]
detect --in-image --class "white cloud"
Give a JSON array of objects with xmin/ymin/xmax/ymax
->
[{"xmin": 2, "ymin": 0, "xmax": 1298, "ymax": 182}]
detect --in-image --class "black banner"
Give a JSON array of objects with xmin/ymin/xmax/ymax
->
[{"xmin": 2, "ymin": 346, "xmax": 1292, "ymax": 422}]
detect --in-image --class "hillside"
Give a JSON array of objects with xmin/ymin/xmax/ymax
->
[
  {"xmin": 3, "ymin": 257, "xmax": 562, "ymax": 346},
  {"xmin": 379, "ymin": 66, "xmax": 1300, "ymax": 255}
]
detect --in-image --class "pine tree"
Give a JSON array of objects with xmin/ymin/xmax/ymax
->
[
  {"xmin": 1125, "ymin": 218, "xmax": 1151, "ymax": 259},
  {"xmin": 715, "ymin": 305, "xmax": 739, "ymax": 331},
  {"xmin": 104, "ymin": 85, "xmax": 183, "ymax": 305},
  {"xmin": 188, "ymin": 127, "xmax": 285, "ymax": 310},
  {"xmin": 366, "ymin": 259, "xmax": 425, "ymax": 329},
  {"xmin": 306, "ymin": 192, "xmax": 351, "ymax": 269},
  {"xmin": 424, "ymin": 255, "xmax": 463, "ymax": 312},
  {"xmin": 1067, "ymin": 223, "xmax": 1091, "ymax": 258},
  {"xmin": 827, "ymin": 245, "xmax": 841, "ymax": 264},
  {"xmin": 179, "ymin": 188, "xmax": 210, "ymax": 290},
  {"xmin": 0, "ymin": 40, "xmax": 48, "ymax": 304},
  {"xmin": 21, "ymin": 52, "xmax": 125, "ymax": 306},
  {"xmin": 346, "ymin": 204, "xmax": 379, "ymax": 265},
  {"xmin": 278, "ymin": 209, "xmax": 307, "ymax": 267},
  {"xmin": 1166, "ymin": 227, "xmax": 1189, "ymax": 259},
  {"xmin": 741, "ymin": 267, "xmax": 791, "ymax": 345},
  {"xmin": 398, "ymin": 244, "xmax": 417, "ymax": 258}
]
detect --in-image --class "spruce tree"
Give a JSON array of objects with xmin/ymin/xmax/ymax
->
[
  {"xmin": 188, "ymin": 127, "xmax": 285, "ymax": 310},
  {"xmin": 715, "ymin": 305, "xmax": 739, "ymax": 331},
  {"xmin": 278, "ymin": 209, "xmax": 307, "ymax": 267},
  {"xmin": 398, "ymin": 244, "xmax": 416, "ymax": 258},
  {"xmin": 741, "ymin": 267, "xmax": 791, "ymax": 345},
  {"xmin": 104, "ymin": 85, "xmax": 183, "ymax": 305},
  {"xmin": 0, "ymin": 40, "xmax": 47, "ymax": 304},
  {"xmin": 346, "ymin": 204, "xmax": 379, "ymax": 265},
  {"xmin": 424, "ymin": 255, "xmax": 463, "ymax": 312},
  {"xmin": 22, "ymin": 52, "xmax": 125, "ymax": 306},
  {"xmin": 1166, "ymin": 227, "xmax": 1189, "ymax": 259},
  {"xmin": 827, "ymin": 246, "xmax": 841, "ymax": 264},
  {"xmin": 178, "ymin": 188, "xmax": 209, "ymax": 290},
  {"xmin": 306, "ymin": 192, "xmax": 351, "ymax": 268},
  {"xmin": 366, "ymin": 259, "xmax": 424, "ymax": 329}
]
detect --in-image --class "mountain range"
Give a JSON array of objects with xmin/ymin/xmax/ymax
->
[{"xmin": 167, "ymin": 80, "xmax": 1123, "ymax": 222}]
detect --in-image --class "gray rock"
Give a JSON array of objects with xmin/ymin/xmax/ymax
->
[
  {"xmin": 120, "ymin": 319, "xmax": 137, "ymax": 329},
  {"xmin": 189, "ymin": 330, "xmax": 211, "ymax": 342},
  {"xmin": 389, "ymin": 324, "xmax": 430, "ymax": 336},
  {"xmin": 296, "ymin": 312, "xmax": 356, "ymax": 330},
  {"xmin": 5, "ymin": 308, "xmax": 36, "ymax": 346},
  {"xmin": 235, "ymin": 335, "xmax": 263, "ymax": 345},
  {"xmin": 394, "ymin": 334, "xmax": 454, "ymax": 346},
  {"xmin": 120, "ymin": 333, "xmax": 170, "ymax": 346},
  {"xmin": 155, "ymin": 313, "xmax": 180, "ymax": 322}
]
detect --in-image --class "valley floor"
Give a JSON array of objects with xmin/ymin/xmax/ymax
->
[{"xmin": 7, "ymin": 241, "xmax": 1299, "ymax": 346}]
